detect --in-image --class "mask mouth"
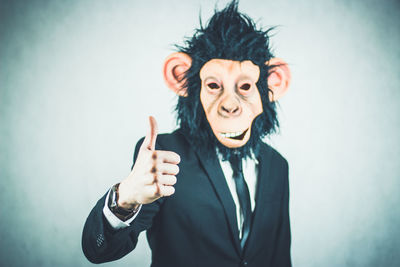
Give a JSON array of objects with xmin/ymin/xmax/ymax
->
[{"xmin": 219, "ymin": 128, "xmax": 249, "ymax": 141}]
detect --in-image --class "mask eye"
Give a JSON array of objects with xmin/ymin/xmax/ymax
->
[
  {"xmin": 207, "ymin": 82, "xmax": 220, "ymax": 90},
  {"xmin": 240, "ymin": 83, "xmax": 251, "ymax": 90}
]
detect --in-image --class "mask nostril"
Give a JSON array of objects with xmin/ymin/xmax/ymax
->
[
  {"xmin": 221, "ymin": 106, "xmax": 230, "ymax": 113},
  {"xmin": 220, "ymin": 105, "xmax": 241, "ymax": 115}
]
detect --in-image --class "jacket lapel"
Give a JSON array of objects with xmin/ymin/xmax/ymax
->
[
  {"xmin": 243, "ymin": 144, "xmax": 273, "ymax": 256},
  {"xmin": 195, "ymin": 149, "xmax": 242, "ymax": 255}
]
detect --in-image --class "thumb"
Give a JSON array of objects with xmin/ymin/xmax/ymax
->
[{"xmin": 142, "ymin": 116, "xmax": 158, "ymax": 151}]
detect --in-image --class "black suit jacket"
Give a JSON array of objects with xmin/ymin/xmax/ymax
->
[{"xmin": 82, "ymin": 129, "xmax": 291, "ymax": 267}]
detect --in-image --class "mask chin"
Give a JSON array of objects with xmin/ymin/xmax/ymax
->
[{"xmin": 212, "ymin": 119, "xmax": 263, "ymax": 161}]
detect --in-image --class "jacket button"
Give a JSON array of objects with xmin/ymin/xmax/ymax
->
[
  {"xmin": 241, "ymin": 260, "xmax": 248, "ymax": 267},
  {"xmin": 96, "ymin": 233, "xmax": 105, "ymax": 247}
]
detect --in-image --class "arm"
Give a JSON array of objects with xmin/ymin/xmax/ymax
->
[
  {"xmin": 82, "ymin": 117, "xmax": 180, "ymax": 263},
  {"xmin": 82, "ymin": 139, "xmax": 148, "ymax": 263}
]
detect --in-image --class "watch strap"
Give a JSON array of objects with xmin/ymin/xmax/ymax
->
[{"xmin": 108, "ymin": 183, "xmax": 140, "ymax": 221}]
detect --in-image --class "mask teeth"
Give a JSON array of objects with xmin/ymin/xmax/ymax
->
[{"xmin": 220, "ymin": 130, "xmax": 244, "ymax": 138}]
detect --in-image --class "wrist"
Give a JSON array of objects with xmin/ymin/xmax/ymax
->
[
  {"xmin": 117, "ymin": 198, "xmax": 140, "ymax": 210},
  {"xmin": 108, "ymin": 183, "xmax": 140, "ymax": 221},
  {"xmin": 117, "ymin": 181, "xmax": 140, "ymax": 209}
]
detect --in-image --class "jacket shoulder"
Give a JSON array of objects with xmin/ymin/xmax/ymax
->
[
  {"xmin": 132, "ymin": 129, "xmax": 191, "ymax": 162},
  {"xmin": 259, "ymin": 142, "xmax": 289, "ymax": 169},
  {"xmin": 156, "ymin": 129, "xmax": 187, "ymax": 148}
]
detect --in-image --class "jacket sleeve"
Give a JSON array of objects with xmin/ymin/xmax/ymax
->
[
  {"xmin": 271, "ymin": 158, "xmax": 292, "ymax": 267},
  {"xmin": 81, "ymin": 137, "xmax": 163, "ymax": 264}
]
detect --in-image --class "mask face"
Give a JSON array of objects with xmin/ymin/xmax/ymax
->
[{"xmin": 199, "ymin": 59, "xmax": 263, "ymax": 148}]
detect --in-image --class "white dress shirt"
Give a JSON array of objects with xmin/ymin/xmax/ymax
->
[
  {"xmin": 103, "ymin": 155, "xmax": 259, "ymax": 236},
  {"xmin": 218, "ymin": 154, "xmax": 258, "ymax": 237}
]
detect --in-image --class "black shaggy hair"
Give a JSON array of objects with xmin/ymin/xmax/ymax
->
[{"xmin": 175, "ymin": 0, "xmax": 279, "ymax": 161}]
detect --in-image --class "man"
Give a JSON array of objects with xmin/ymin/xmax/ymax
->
[{"xmin": 82, "ymin": 2, "xmax": 291, "ymax": 266}]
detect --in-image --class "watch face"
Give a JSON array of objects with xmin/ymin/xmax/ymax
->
[{"xmin": 109, "ymin": 186, "xmax": 118, "ymax": 209}]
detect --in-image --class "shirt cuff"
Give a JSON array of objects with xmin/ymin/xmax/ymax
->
[{"xmin": 102, "ymin": 188, "xmax": 142, "ymax": 230}]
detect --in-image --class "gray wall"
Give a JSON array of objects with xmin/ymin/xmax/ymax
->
[{"xmin": 1, "ymin": 0, "xmax": 399, "ymax": 266}]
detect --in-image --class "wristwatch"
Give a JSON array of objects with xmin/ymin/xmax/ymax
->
[{"xmin": 108, "ymin": 183, "xmax": 139, "ymax": 221}]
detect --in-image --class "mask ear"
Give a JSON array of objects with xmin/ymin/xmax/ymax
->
[
  {"xmin": 266, "ymin": 58, "xmax": 291, "ymax": 101},
  {"xmin": 163, "ymin": 52, "xmax": 192, "ymax": 97}
]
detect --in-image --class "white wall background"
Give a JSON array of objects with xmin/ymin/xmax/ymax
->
[{"xmin": 1, "ymin": 0, "xmax": 399, "ymax": 266}]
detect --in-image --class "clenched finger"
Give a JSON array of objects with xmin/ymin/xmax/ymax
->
[
  {"xmin": 154, "ymin": 150, "xmax": 181, "ymax": 164},
  {"xmin": 158, "ymin": 184, "xmax": 175, "ymax": 197},
  {"xmin": 156, "ymin": 163, "xmax": 179, "ymax": 175},
  {"xmin": 157, "ymin": 175, "xmax": 177, "ymax": 186}
]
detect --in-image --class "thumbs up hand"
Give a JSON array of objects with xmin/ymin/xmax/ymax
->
[{"xmin": 118, "ymin": 116, "xmax": 180, "ymax": 210}]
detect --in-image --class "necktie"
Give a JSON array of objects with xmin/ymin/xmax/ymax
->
[{"xmin": 229, "ymin": 154, "xmax": 252, "ymax": 250}]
